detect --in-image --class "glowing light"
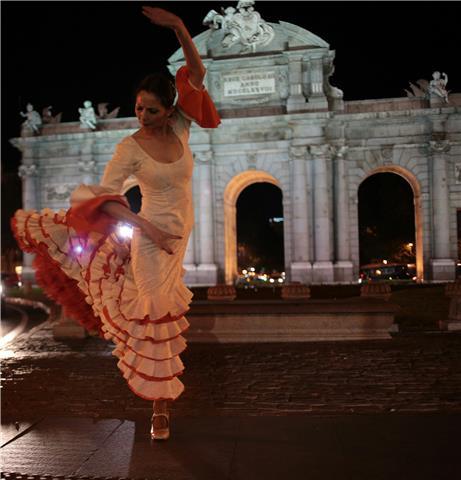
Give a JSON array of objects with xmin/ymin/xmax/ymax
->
[
  {"xmin": 383, "ymin": 260, "xmax": 388, "ymax": 265},
  {"xmin": 18, "ymin": 281, "xmax": 22, "ymax": 287},
  {"xmin": 250, "ymin": 267, "xmax": 255, "ymax": 272},
  {"xmin": 358, "ymin": 278, "xmax": 363, "ymax": 284},
  {"xmin": 73, "ymin": 245, "xmax": 83, "ymax": 254},
  {"xmin": 0, "ymin": 349, "xmax": 15, "ymax": 359},
  {"xmin": 242, "ymin": 269, "xmax": 248, "ymax": 275},
  {"xmin": 408, "ymin": 243, "xmax": 414, "ymax": 247},
  {"xmin": 118, "ymin": 224, "xmax": 133, "ymax": 239},
  {"xmin": 15, "ymin": 266, "xmax": 23, "ymax": 275},
  {"xmin": 277, "ymin": 278, "xmax": 283, "ymax": 283},
  {"xmin": 376, "ymin": 269, "xmax": 382, "ymax": 275},
  {"xmin": 269, "ymin": 278, "xmax": 275, "ymax": 283}
]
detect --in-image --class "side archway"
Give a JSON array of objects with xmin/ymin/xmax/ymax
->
[
  {"xmin": 359, "ymin": 166, "xmax": 424, "ymax": 282},
  {"xmin": 223, "ymin": 170, "xmax": 281, "ymax": 285}
]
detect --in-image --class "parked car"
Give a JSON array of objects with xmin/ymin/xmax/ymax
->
[{"xmin": 359, "ymin": 263, "xmax": 416, "ymax": 283}]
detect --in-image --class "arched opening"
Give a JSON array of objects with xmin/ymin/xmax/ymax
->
[
  {"xmin": 358, "ymin": 168, "xmax": 423, "ymax": 282},
  {"xmin": 224, "ymin": 170, "xmax": 282, "ymax": 285},
  {"xmin": 236, "ymin": 183, "xmax": 285, "ymax": 281},
  {"xmin": 121, "ymin": 178, "xmax": 142, "ymax": 214},
  {"xmin": 125, "ymin": 185, "xmax": 142, "ymax": 213}
]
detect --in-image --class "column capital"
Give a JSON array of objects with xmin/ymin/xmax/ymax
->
[
  {"xmin": 428, "ymin": 140, "xmax": 451, "ymax": 154},
  {"xmin": 194, "ymin": 150, "xmax": 213, "ymax": 163},
  {"xmin": 332, "ymin": 145, "xmax": 349, "ymax": 158},
  {"xmin": 18, "ymin": 164, "xmax": 38, "ymax": 178},
  {"xmin": 309, "ymin": 144, "xmax": 332, "ymax": 158},
  {"xmin": 289, "ymin": 146, "xmax": 307, "ymax": 159}
]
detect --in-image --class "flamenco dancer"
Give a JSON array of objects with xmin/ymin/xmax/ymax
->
[{"xmin": 11, "ymin": 6, "xmax": 221, "ymax": 441}]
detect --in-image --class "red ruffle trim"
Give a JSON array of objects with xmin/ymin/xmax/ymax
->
[
  {"xmin": 120, "ymin": 360, "xmax": 184, "ymax": 382},
  {"xmin": 10, "ymin": 215, "xmax": 103, "ymax": 333},
  {"xmin": 111, "ymin": 329, "xmax": 186, "ymax": 361},
  {"xmin": 102, "ymin": 306, "xmax": 190, "ymax": 343},
  {"xmin": 66, "ymin": 194, "xmax": 128, "ymax": 236},
  {"xmin": 176, "ymin": 66, "xmax": 221, "ymax": 129},
  {"xmin": 126, "ymin": 382, "xmax": 183, "ymax": 402}
]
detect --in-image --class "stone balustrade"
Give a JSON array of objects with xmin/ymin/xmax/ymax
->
[
  {"xmin": 281, "ymin": 283, "xmax": 311, "ymax": 300},
  {"xmin": 441, "ymin": 279, "xmax": 461, "ymax": 331},
  {"xmin": 207, "ymin": 285, "xmax": 237, "ymax": 301},
  {"xmin": 360, "ymin": 283, "xmax": 391, "ymax": 301}
]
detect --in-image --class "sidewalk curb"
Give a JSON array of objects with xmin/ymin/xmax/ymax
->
[{"xmin": 3, "ymin": 296, "xmax": 57, "ymax": 339}]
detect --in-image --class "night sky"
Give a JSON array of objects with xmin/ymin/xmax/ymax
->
[{"xmin": 2, "ymin": 1, "xmax": 460, "ymax": 262}]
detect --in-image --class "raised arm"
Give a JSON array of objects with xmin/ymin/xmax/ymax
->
[{"xmin": 142, "ymin": 6, "xmax": 206, "ymax": 89}]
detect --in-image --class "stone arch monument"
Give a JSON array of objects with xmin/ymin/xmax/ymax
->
[{"xmin": 11, "ymin": 1, "xmax": 461, "ymax": 284}]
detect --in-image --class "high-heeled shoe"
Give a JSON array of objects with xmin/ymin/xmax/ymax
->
[{"xmin": 150, "ymin": 412, "xmax": 170, "ymax": 441}]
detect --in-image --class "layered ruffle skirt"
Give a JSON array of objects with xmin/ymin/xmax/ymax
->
[{"xmin": 11, "ymin": 204, "xmax": 193, "ymax": 401}]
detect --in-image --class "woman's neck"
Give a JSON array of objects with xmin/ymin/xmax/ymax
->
[{"xmin": 140, "ymin": 123, "xmax": 171, "ymax": 138}]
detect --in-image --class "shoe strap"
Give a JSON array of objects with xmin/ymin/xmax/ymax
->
[{"xmin": 152, "ymin": 412, "xmax": 169, "ymax": 422}]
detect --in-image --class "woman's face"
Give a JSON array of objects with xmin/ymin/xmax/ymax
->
[{"xmin": 135, "ymin": 90, "xmax": 173, "ymax": 128}]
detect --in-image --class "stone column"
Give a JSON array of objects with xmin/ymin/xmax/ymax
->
[
  {"xmin": 78, "ymin": 140, "xmax": 97, "ymax": 184},
  {"xmin": 195, "ymin": 151, "xmax": 218, "ymax": 285},
  {"xmin": 333, "ymin": 146, "xmax": 353, "ymax": 282},
  {"xmin": 310, "ymin": 144, "xmax": 334, "ymax": 283},
  {"xmin": 307, "ymin": 56, "xmax": 328, "ymax": 110},
  {"xmin": 18, "ymin": 163, "xmax": 39, "ymax": 283},
  {"xmin": 429, "ymin": 140, "xmax": 456, "ymax": 280},
  {"xmin": 289, "ymin": 146, "xmax": 312, "ymax": 283},
  {"xmin": 286, "ymin": 54, "xmax": 307, "ymax": 112}
]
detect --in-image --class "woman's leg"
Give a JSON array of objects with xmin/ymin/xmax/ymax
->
[{"xmin": 152, "ymin": 399, "xmax": 169, "ymax": 429}]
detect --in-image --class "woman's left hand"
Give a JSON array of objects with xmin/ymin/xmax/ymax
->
[{"xmin": 142, "ymin": 6, "xmax": 183, "ymax": 30}]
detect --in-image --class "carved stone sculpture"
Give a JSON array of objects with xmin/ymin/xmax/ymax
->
[
  {"xmin": 78, "ymin": 100, "xmax": 97, "ymax": 130},
  {"xmin": 324, "ymin": 64, "xmax": 343, "ymax": 99},
  {"xmin": 428, "ymin": 71, "xmax": 449, "ymax": 103},
  {"xmin": 405, "ymin": 72, "xmax": 449, "ymax": 103},
  {"xmin": 42, "ymin": 106, "xmax": 62, "ymax": 124},
  {"xmin": 20, "ymin": 103, "xmax": 42, "ymax": 133},
  {"xmin": 97, "ymin": 102, "xmax": 121, "ymax": 119},
  {"xmin": 203, "ymin": 0, "xmax": 274, "ymax": 52}
]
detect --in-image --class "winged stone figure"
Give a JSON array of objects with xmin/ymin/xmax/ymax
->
[{"xmin": 97, "ymin": 102, "xmax": 120, "ymax": 119}]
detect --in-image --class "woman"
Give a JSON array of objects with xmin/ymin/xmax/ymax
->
[{"xmin": 11, "ymin": 6, "xmax": 220, "ymax": 441}]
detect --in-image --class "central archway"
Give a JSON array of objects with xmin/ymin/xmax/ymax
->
[{"xmin": 224, "ymin": 170, "xmax": 281, "ymax": 285}]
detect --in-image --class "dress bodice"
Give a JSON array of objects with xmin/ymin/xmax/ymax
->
[{"xmin": 100, "ymin": 112, "xmax": 195, "ymax": 236}]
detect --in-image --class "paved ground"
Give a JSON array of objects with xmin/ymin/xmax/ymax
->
[{"xmin": 1, "ymin": 304, "xmax": 461, "ymax": 479}]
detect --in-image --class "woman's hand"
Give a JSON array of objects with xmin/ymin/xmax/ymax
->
[
  {"xmin": 142, "ymin": 6, "xmax": 183, "ymax": 31},
  {"xmin": 141, "ymin": 219, "xmax": 182, "ymax": 255}
]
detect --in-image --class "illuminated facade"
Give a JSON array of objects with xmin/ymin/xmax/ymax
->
[{"xmin": 12, "ymin": 5, "xmax": 461, "ymax": 285}]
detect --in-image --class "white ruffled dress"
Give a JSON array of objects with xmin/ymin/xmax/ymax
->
[{"xmin": 11, "ymin": 66, "xmax": 221, "ymax": 401}]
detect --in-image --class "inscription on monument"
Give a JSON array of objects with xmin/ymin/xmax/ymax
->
[{"xmin": 223, "ymin": 71, "xmax": 275, "ymax": 97}]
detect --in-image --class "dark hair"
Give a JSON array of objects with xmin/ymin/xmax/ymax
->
[{"xmin": 134, "ymin": 73, "xmax": 176, "ymax": 109}]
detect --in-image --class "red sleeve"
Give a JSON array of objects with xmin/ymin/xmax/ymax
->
[
  {"xmin": 66, "ymin": 194, "xmax": 129, "ymax": 236},
  {"xmin": 175, "ymin": 66, "xmax": 221, "ymax": 129}
]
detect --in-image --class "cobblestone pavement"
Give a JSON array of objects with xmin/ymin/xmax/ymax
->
[{"xmin": 2, "ymin": 307, "xmax": 461, "ymax": 421}]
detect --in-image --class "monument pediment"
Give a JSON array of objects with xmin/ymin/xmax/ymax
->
[
  {"xmin": 167, "ymin": 1, "xmax": 340, "ymax": 114},
  {"xmin": 168, "ymin": 4, "xmax": 329, "ymax": 64}
]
